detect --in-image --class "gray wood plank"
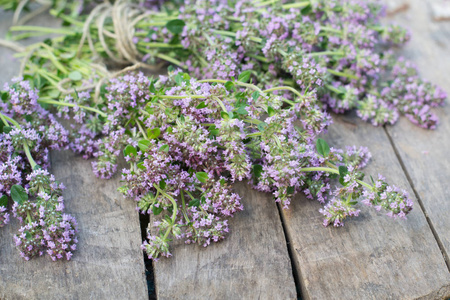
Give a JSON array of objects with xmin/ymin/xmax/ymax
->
[
  {"xmin": 384, "ymin": 0, "xmax": 450, "ymax": 266},
  {"xmin": 280, "ymin": 113, "xmax": 450, "ymax": 299},
  {"xmin": 0, "ymin": 11, "xmax": 148, "ymax": 299},
  {"xmin": 152, "ymin": 181, "xmax": 297, "ymax": 300}
]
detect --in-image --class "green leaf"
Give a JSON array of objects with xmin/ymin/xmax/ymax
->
[
  {"xmin": 149, "ymin": 83, "xmax": 156, "ymax": 93},
  {"xmin": 152, "ymin": 205, "xmax": 163, "ymax": 215},
  {"xmin": 147, "ymin": 128, "xmax": 161, "ymax": 139},
  {"xmin": 10, "ymin": 185, "xmax": 28, "ymax": 205},
  {"xmin": 182, "ymin": 73, "xmax": 191, "ymax": 81},
  {"xmin": 0, "ymin": 195, "xmax": 8, "ymax": 207},
  {"xmin": 221, "ymin": 111, "xmax": 230, "ymax": 120},
  {"xmin": 316, "ymin": 138, "xmax": 330, "ymax": 157},
  {"xmin": 220, "ymin": 178, "xmax": 226, "ymax": 186},
  {"xmin": 166, "ymin": 19, "xmax": 186, "ymax": 34},
  {"xmin": 237, "ymin": 70, "xmax": 251, "ymax": 83},
  {"xmin": 195, "ymin": 172, "xmax": 209, "ymax": 183},
  {"xmin": 338, "ymin": 166, "xmax": 348, "ymax": 177},
  {"xmin": 253, "ymin": 164, "xmax": 263, "ymax": 178},
  {"xmin": 349, "ymin": 201, "xmax": 358, "ymax": 206},
  {"xmin": 3, "ymin": 126, "xmax": 12, "ymax": 134},
  {"xmin": 267, "ymin": 106, "xmax": 276, "ymax": 117},
  {"xmin": 159, "ymin": 180, "xmax": 166, "ymax": 189},
  {"xmin": 137, "ymin": 162, "xmax": 145, "ymax": 170},
  {"xmin": 159, "ymin": 144, "xmax": 169, "ymax": 152},
  {"xmin": 123, "ymin": 145, "xmax": 137, "ymax": 157},
  {"xmin": 251, "ymin": 91, "xmax": 260, "ymax": 100},
  {"xmin": 174, "ymin": 73, "xmax": 183, "ymax": 85},
  {"xmin": 188, "ymin": 198, "xmax": 200, "ymax": 207},
  {"xmin": 236, "ymin": 106, "xmax": 248, "ymax": 115},
  {"xmin": 301, "ymin": 4, "xmax": 312, "ymax": 15},
  {"xmin": 257, "ymin": 122, "xmax": 267, "ymax": 131},
  {"xmin": 224, "ymin": 81, "xmax": 234, "ymax": 91},
  {"xmin": 1, "ymin": 92, "xmax": 9, "ymax": 101},
  {"xmin": 208, "ymin": 125, "xmax": 219, "ymax": 136},
  {"xmin": 68, "ymin": 71, "xmax": 82, "ymax": 81},
  {"xmin": 287, "ymin": 186, "xmax": 295, "ymax": 194},
  {"xmin": 196, "ymin": 101, "xmax": 207, "ymax": 109},
  {"xmin": 138, "ymin": 140, "xmax": 150, "ymax": 152}
]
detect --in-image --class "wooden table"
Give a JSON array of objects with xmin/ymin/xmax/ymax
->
[{"xmin": 0, "ymin": 0, "xmax": 449, "ymax": 299}]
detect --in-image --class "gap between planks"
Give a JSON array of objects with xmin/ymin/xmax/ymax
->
[{"xmin": 384, "ymin": 126, "xmax": 450, "ymax": 271}]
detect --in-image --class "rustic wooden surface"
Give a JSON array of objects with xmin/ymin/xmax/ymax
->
[
  {"xmin": 385, "ymin": 0, "xmax": 450, "ymax": 268},
  {"xmin": 277, "ymin": 2, "xmax": 450, "ymax": 299},
  {"xmin": 2, "ymin": 1, "xmax": 450, "ymax": 299},
  {"xmin": 0, "ymin": 11, "xmax": 148, "ymax": 300},
  {"xmin": 280, "ymin": 114, "xmax": 450, "ymax": 299},
  {"xmin": 152, "ymin": 181, "xmax": 297, "ymax": 300}
]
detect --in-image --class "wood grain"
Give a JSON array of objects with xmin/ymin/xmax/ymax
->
[
  {"xmin": 280, "ymin": 113, "xmax": 450, "ymax": 299},
  {"xmin": 152, "ymin": 182, "xmax": 297, "ymax": 300},
  {"xmin": 0, "ymin": 11, "xmax": 148, "ymax": 300},
  {"xmin": 384, "ymin": 0, "xmax": 450, "ymax": 267}
]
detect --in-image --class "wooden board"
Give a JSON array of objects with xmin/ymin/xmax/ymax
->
[
  {"xmin": 280, "ymin": 113, "xmax": 450, "ymax": 299},
  {"xmin": 384, "ymin": 0, "xmax": 450, "ymax": 267},
  {"xmin": 0, "ymin": 11, "xmax": 148, "ymax": 299},
  {"xmin": 152, "ymin": 182, "xmax": 297, "ymax": 300}
]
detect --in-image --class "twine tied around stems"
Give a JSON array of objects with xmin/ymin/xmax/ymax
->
[{"xmin": 77, "ymin": 0, "xmax": 163, "ymax": 71}]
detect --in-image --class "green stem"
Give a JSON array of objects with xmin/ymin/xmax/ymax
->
[
  {"xmin": 136, "ymin": 120, "xmax": 148, "ymax": 139},
  {"xmin": 263, "ymin": 86, "xmax": 303, "ymax": 99},
  {"xmin": 23, "ymin": 142, "xmax": 37, "ymax": 169},
  {"xmin": 325, "ymin": 84, "xmax": 343, "ymax": 95},
  {"xmin": 0, "ymin": 114, "xmax": 9, "ymax": 126},
  {"xmin": 247, "ymin": 54, "xmax": 269, "ymax": 63},
  {"xmin": 246, "ymin": 132, "xmax": 262, "ymax": 137},
  {"xmin": 154, "ymin": 53, "xmax": 185, "ymax": 67},
  {"xmin": 278, "ymin": 49, "xmax": 288, "ymax": 57},
  {"xmin": 299, "ymin": 167, "xmax": 339, "ymax": 174},
  {"xmin": 1, "ymin": 112, "xmax": 39, "ymax": 169},
  {"xmin": 0, "ymin": 112, "xmax": 20, "ymax": 128},
  {"xmin": 327, "ymin": 69, "xmax": 358, "ymax": 80},
  {"xmin": 153, "ymin": 183, "xmax": 178, "ymax": 223},
  {"xmin": 138, "ymin": 42, "xmax": 184, "ymax": 48},
  {"xmin": 319, "ymin": 26, "xmax": 343, "ymax": 34},
  {"xmin": 282, "ymin": 1, "xmax": 310, "ymax": 9},
  {"xmin": 156, "ymin": 94, "xmax": 205, "ymax": 99},
  {"xmin": 213, "ymin": 96, "xmax": 228, "ymax": 112},
  {"xmin": 308, "ymin": 51, "xmax": 344, "ymax": 57},
  {"xmin": 27, "ymin": 212, "xmax": 33, "ymax": 224},
  {"xmin": 180, "ymin": 190, "xmax": 190, "ymax": 223},
  {"xmin": 255, "ymin": 0, "xmax": 279, "ymax": 6},
  {"xmin": 211, "ymin": 30, "xmax": 262, "ymax": 43},
  {"xmin": 356, "ymin": 179, "xmax": 373, "ymax": 190},
  {"xmin": 37, "ymin": 99, "xmax": 107, "ymax": 117},
  {"xmin": 10, "ymin": 25, "xmax": 76, "ymax": 35},
  {"xmin": 49, "ymin": 9, "xmax": 85, "ymax": 27}
]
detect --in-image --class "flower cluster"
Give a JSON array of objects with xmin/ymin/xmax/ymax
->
[
  {"xmin": 12, "ymin": 170, "xmax": 78, "ymax": 261},
  {"xmin": 0, "ymin": 78, "xmax": 77, "ymax": 261},
  {"xmin": 58, "ymin": 70, "xmax": 413, "ymax": 259},
  {"xmin": 1, "ymin": 0, "xmax": 427, "ymax": 260}
]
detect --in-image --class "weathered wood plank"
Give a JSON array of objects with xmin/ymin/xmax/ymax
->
[
  {"xmin": 384, "ymin": 0, "xmax": 450, "ymax": 267},
  {"xmin": 152, "ymin": 181, "xmax": 297, "ymax": 300},
  {"xmin": 280, "ymin": 113, "xmax": 450, "ymax": 299},
  {"xmin": 0, "ymin": 11, "xmax": 148, "ymax": 299}
]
